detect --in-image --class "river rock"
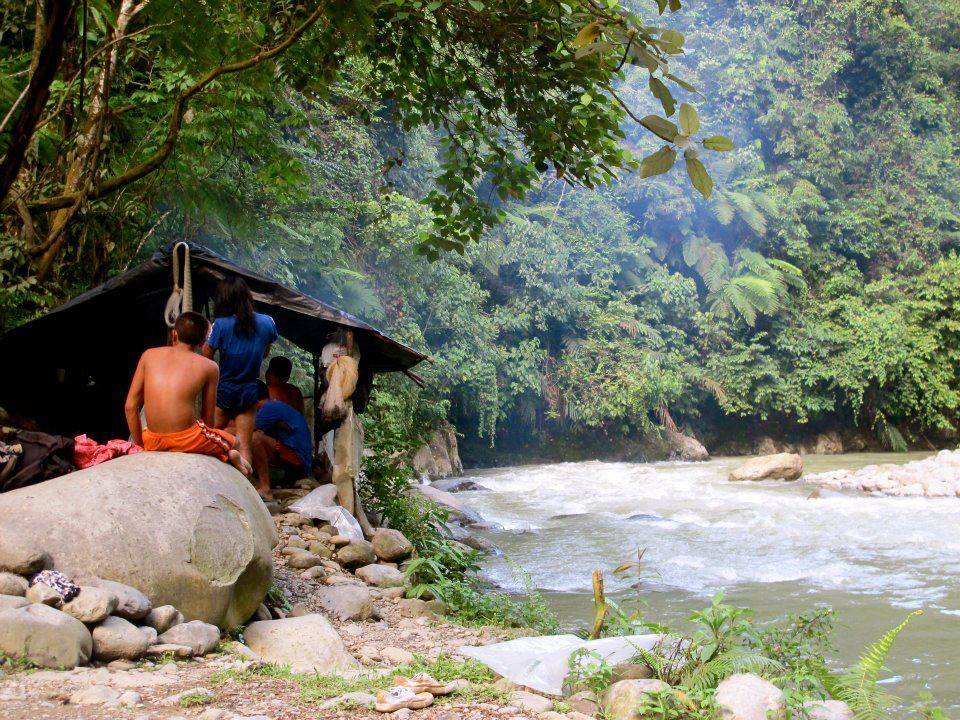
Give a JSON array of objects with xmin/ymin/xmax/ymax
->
[
  {"xmin": 316, "ymin": 585, "xmax": 373, "ymax": 621},
  {"xmin": 145, "ymin": 605, "xmax": 184, "ymax": 634},
  {"xmin": 94, "ymin": 579, "xmax": 151, "ymax": 620},
  {"xmin": 0, "ymin": 594, "xmax": 29, "ymax": 609},
  {"xmin": 337, "ymin": 540, "xmax": 377, "ymax": 568},
  {"xmin": 0, "ymin": 571, "xmax": 28, "ymax": 596},
  {"xmin": 431, "ymin": 478, "xmax": 486, "ymax": 493},
  {"xmin": 730, "ymin": 453, "xmax": 803, "ymax": 481},
  {"xmin": 814, "ymin": 431, "xmax": 843, "ymax": 455},
  {"xmin": 0, "ymin": 452, "xmax": 278, "ymax": 628},
  {"xmin": 286, "ymin": 549, "xmax": 324, "ymax": 569},
  {"xmin": 0, "ymin": 602, "xmax": 92, "ymax": 668},
  {"xmin": 714, "ymin": 673, "xmax": 784, "ymax": 720},
  {"xmin": 670, "ymin": 432, "xmax": 710, "ymax": 462},
  {"xmin": 355, "ymin": 563, "xmax": 405, "ymax": 588},
  {"xmin": 371, "ymin": 529, "xmax": 414, "ymax": 562},
  {"xmin": 411, "ymin": 484, "xmax": 483, "ymax": 525},
  {"xmin": 804, "ymin": 449, "xmax": 960, "ymax": 497},
  {"xmin": 600, "ymin": 679, "xmax": 669, "ymax": 720},
  {"xmin": 0, "ymin": 540, "xmax": 50, "ymax": 575},
  {"xmin": 61, "ymin": 586, "xmax": 118, "ymax": 623},
  {"xmin": 243, "ymin": 614, "xmax": 362, "ymax": 675},
  {"xmin": 158, "ymin": 620, "xmax": 220, "ymax": 656},
  {"xmin": 92, "ymin": 615, "xmax": 151, "ymax": 661},
  {"xmin": 25, "ymin": 582, "xmax": 62, "ymax": 606},
  {"xmin": 412, "ymin": 424, "xmax": 463, "ymax": 480},
  {"xmin": 804, "ymin": 700, "xmax": 855, "ymax": 720},
  {"xmin": 509, "ymin": 690, "xmax": 554, "ymax": 714}
]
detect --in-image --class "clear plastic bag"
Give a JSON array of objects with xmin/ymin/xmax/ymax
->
[{"xmin": 288, "ymin": 486, "xmax": 365, "ymax": 542}]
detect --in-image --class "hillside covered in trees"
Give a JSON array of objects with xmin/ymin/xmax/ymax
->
[{"xmin": 3, "ymin": 0, "xmax": 960, "ymax": 462}]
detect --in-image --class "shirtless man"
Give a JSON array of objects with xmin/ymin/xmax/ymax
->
[{"xmin": 124, "ymin": 311, "xmax": 251, "ymax": 475}]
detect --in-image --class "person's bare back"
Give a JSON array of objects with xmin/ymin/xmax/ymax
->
[
  {"xmin": 139, "ymin": 346, "xmax": 217, "ymax": 433},
  {"xmin": 124, "ymin": 312, "xmax": 252, "ymax": 477}
]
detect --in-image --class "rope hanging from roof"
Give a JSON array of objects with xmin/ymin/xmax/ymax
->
[{"xmin": 163, "ymin": 241, "xmax": 193, "ymax": 327}]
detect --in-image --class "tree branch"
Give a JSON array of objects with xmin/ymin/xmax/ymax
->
[{"xmin": 25, "ymin": 2, "xmax": 328, "ymax": 214}]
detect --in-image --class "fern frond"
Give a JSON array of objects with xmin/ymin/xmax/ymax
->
[
  {"xmin": 681, "ymin": 650, "xmax": 784, "ymax": 692},
  {"xmin": 825, "ymin": 611, "xmax": 922, "ymax": 720}
]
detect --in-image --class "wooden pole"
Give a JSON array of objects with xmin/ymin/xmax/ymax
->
[
  {"xmin": 312, "ymin": 352, "xmax": 320, "ymax": 460},
  {"xmin": 590, "ymin": 569, "xmax": 607, "ymax": 639}
]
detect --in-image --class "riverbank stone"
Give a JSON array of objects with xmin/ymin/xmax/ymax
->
[
  {"xmin": 715, "ymin": 673, "xmax": 784, "ymax": 720},
  {"xmin": 0, "ymin": 541, "xmax": 50, "ymax": 575},
  {"xmin": 355, "ymin": 563, "xmax": 405, "ymax": 588},
  {"xmin": 730, "ymin": 453, "xmax": 803, "ymax": 482},
  {"xmin": 601, "ymin": 679, "xmax": 670, "ymax": 720},
  {"xmin": 157, "ymin": 620, "xmax": 220, "ymax": 656},
  {"xmin": 0, "ymin": 602, "xmax": 92, "ymax": 668},
  {"xmin": 243, "ymin": 614, "xmax": 362, "ymax": 675},
  {"xmin": 316, "ymin": 585, "xmax": 374, "ymax": 621},
  {"xmin": 804, "ymin": 700, "xmax": 855, "ymax": 720},
  {"xmin": 337, "ymin": 540, "xmax": 377, "ymax": 568},
  {"xmin": 0, "ymin": 571, "xmax": 28, "ymax": 596},
  {"xmin": 92, "ymin": 615, "xmax": 151, "ymax": 661},
  {"xmin": 61, "ymin": 586, "xmax": 118, "ymax": 623},
  {"xmin": 371, "ymin": 529, "xmax": 414, "ymax": 562},
  {"xmin": 144, "ymin": 605, "xmax": 184, "ymax": 634}
]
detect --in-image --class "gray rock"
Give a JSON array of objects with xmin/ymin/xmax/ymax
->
[
  {"xmin": 411, "ymin": 484, "xmax": 483, "ymax": 526},
  {"xmin": 730, "ymin": 453, "xmax": 803, "ymax": 482},
  {"xmin": 146, "ymin": 643, "xmax": 194, "ymax": 658},
  {"xmin": 509, "ymin": 690, "xmax": 554, "ymax": 714},
  {"xmin": 158, "ymin": 620, "xmax": 220, "ymax": 656},
  {"xmin": 0, "ymin": 602, "xmax": 92, "ymax": 668},
  {"xmin": 94, "ymin": 579, "xmax": 151, "ymax": 620},
  {"xmin": 381, "ymin": 646, "xmax": 415, "ymax": 665},
  {"xmin": 567, "ymin": 689, "xmax": 598, "ymax": 715},
  {"xmin": 61, "ymin": 586, "xmax": 118, "ymax": 624},
  {"xmin": 243, "ymin": 614, "xmax": 363, "ymax": 675},
  {"xmin": 92, "ymin": 615, "xmax": 151, "ymax": 661},
  {"xmin": 25, "ymin": 582, "xmax": 61, "ymax": 606},
  {"xmin": 316, "ymin": 585, "xmax": 373, "ymax": 621},
  {"xmin": 144, "ymin": 605, "xmax": 184, "ymax": 634},
  {"xmin": 336, "ymin": 540, "xmax": 377, "ymax": 568},
  {"xmin": 0, "ymin": 452, "xmax": 278, "ymax": 628},
  {"xmin": 70, "ymin": 685, "xmax": 123, "ymax": 705},
  {"xmin": 163, "ymin": 687, "xmax": 214, "ymax": 706},
  {"xmin": 601, "ymin": 679, "xmax": 670, "ymax": 720},
  {"xmin": 0, "ymin": 571, "xmax": 28, "ymax": 596},
  {"xmin": 0, "ymin": 540, "xmax": 50, "ymax": 575},
  {"xmin": 804, "ymin": 700, "xmax": 855, "ymax": 720},
  {"xmin": 670, "ymin": 432, "xmax": 710, "ymax": 462},
  {"xmin": 319, "ymin": 691, "xmax": 377, "ymax": 710},
  {"xmin": 431, "ymin": 478, "xmax": 486, "ymax": 493},
  {"xmin": 140, "ymin": 625, "xmax": 158, "ymax": 645},
  {"xmin": 286, "ymin": 549, "xmax": 324, "ymax": 569},
  {"xmin": 355, "ymin": 563, "xmax": 405, "ymax": 588},
  {"xmin": 397, "ymin": 597, "xmax": 446, "ymax": 618},
  {"xmin": 0, "ymin": 594, "xmax": 29, "ymax": 609},
  {"xmin": 714, "ymin": 673, "xmax": 784, "ymax": 720},
  {"xmin": 371, "ymin": 529, "xmax": 414, "ymax": 562}
]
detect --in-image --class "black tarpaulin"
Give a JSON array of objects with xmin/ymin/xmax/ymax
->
[{"xmin": 0, "ymin": 243, "xmax": 426, "ymax": 440}]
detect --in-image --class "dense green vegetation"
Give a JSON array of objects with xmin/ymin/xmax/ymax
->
[{"xmin": 2, "ymin": 0, "xmax": 959, "ymax": 458}]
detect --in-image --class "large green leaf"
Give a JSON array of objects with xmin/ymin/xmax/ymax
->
[
  {"xmin": 640, "ymin": 115, "xmax": 679, "ymax": 142},
  {"xmin": 679, "ymin": 103, "xmax": 700, "ymax": 136},
  {"xmin": 685, "ymin": 155, "xmax": 713, "ymax": 198},
  {"xmin": 702, "ymin": 135, "xmax": 734, "ymax": 151},
  {"xmin": 649, "ymin": 76, "xmax": 676, "ymax": 117},
  {"xmin": 640, "ymin": 146, "xmax": 677, "ymax": 178}
]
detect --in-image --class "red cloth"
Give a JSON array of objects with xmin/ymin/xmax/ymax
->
[{"xmin": 72, "ymin": 435, "xmax": 143, "ymax": 469}]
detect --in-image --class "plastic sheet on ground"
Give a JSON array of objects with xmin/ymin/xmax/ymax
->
[
  {"xmin": 458, "ymin": 633, "xmax": 662, "ymax": 695},
  {"xmin": 288, "ymin": 485, "xmax": 364, "ymax": 541}
]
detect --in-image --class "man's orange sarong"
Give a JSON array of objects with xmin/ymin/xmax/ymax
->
[{"xmin": 142, "ymin": 420, "xmax": 235, "ymax": 462}]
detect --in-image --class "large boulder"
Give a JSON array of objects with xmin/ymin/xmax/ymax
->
[
  {"xmin": 412, "ymin": 424, "xmax": 463, "ymax": 480},
  {"xmin": 0, "ymin": 603, "xmax": 92, "ymax": 668},
  {"xmin": 157, "ymin": 620, "xmax": 220, "ymax": 656},
  {"xmin": 91, "ymin": 615, "xmax": 150, "ymax": 661},
  {"xmin": 714, "ymin": 674, "xmax": 784, "ymax": 720},
  {"xmin": 670, "ymin": 432, "xmax": 710, "ymax": 462},
  {"xmin": 243, "ymin": 614, "xmax": 363, "ymax": 675},
  {"xmin": 600, "ymin": 679, "xmax": 670, "ymax": 720},
  {"xmin": 411, "ymin": 484, "xmax": 483, "ymax": 526},
  {"xmin": 0, "ymin": 452, "xmax": 278, "ymax": 628},
  {"xmin": 316, "ymin": 585, "xmax": 374, "ymax": 621},
  {"xmin": 730, "ymin": 453, "xmax": 803, "ymax": 482}
]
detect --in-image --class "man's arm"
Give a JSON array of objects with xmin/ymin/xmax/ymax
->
[
  {"xmin": 201, "ymin": 363, "xmax": 219, "ymax": 426},
  {"xmin": 201, "ymin": 344, "xmax": 215, "ymax": 360},
  {"xmin": 292, "ymin": 387, "xmax": 304, "ymax": 415},
  {"xmin": 124, "ymin": 355, "xmax": 146, "ymax": 446}
]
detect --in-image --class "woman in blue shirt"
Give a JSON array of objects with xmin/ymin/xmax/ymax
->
[{"xmin": 202, "ymin": 276, "xmax": 278, "ymax": 471}]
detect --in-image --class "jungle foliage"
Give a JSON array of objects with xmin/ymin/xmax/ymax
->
[{"xmin": 2, "ymin": 0, "xmax": 960, "ymax": 455}]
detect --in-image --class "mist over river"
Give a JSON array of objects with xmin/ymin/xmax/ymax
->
[{"xmin": 457, "ymin": 453, "xmax": 960, "ymax": 711}]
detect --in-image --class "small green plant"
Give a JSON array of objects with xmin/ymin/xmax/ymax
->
[
  {"xmin": 637, "ymin": 687, "xmax": 718, "ymax": 720},
  {"xmin": 266, "ymin": 584, "xmax": 292, "ymax": 613},
  {"xmin": 564, "ymin": 649, "xmax": 615, "ymax": 695},
  {"xmin": 0, "ymin": 653, "xmax": 39, "ymax": 674}
]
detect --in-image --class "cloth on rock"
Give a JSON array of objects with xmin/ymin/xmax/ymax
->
[
  {"xmin": 72, "ymin": 434, "xmax": 143, "ymax": 469},
  {"xmin": 142, "ymin": 420, "xmax": 235, "ymax": 462},
  {"xmin": 30, "ymin": 569, "xmax": 80, "ymax": 604},
  {"xmin": 0, "ymin": 427, "xmax": 75, "ymax": 493}
]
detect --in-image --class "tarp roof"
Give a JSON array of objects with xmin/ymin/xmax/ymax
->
[{"xmin": 0, "ymin": 243, "xmax": 426, "ymax": 439}]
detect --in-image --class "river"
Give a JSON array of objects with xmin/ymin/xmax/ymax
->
[{"xmin": 456, "ymin": 453, "xmax": 960, "ymax": 711}]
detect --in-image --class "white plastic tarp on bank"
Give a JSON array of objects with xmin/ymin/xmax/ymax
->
[{"xmin": 458, "ymin": 633, "xmax": 662, "ymax": 695}]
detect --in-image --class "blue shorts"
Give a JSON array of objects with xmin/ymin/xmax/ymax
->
[{"xmin": 217, "ymin": 380, "xmax": 260, "ymax": 414}]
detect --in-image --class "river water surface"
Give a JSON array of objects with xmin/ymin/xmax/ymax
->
[{"xmin": 456, "ymin": 454, "xmax": 960, "ymax": 710}]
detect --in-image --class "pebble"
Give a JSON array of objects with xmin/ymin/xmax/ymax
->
[{"xmin": 381, "ymin": 646, "xmax": 415, "ymax": 665}]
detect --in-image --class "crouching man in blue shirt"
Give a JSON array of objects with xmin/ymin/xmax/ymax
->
[{"xmin": 251, "ymin": 381, "xmax": 312, "ymax": 500}]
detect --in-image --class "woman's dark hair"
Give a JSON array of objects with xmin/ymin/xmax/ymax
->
[{"xmin": 214, "ymin": 276, "xmax": 255, "ymax": 337}]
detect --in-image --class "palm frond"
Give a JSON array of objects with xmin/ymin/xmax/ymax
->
[{"xmin": 681, "ymin": 649, "xmax": 784, "ymax": 692}]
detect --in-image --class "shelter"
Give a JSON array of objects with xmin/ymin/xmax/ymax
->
[{"xmin": 0, "ymin": 243, "xmax": 426, "ymax": 441}]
